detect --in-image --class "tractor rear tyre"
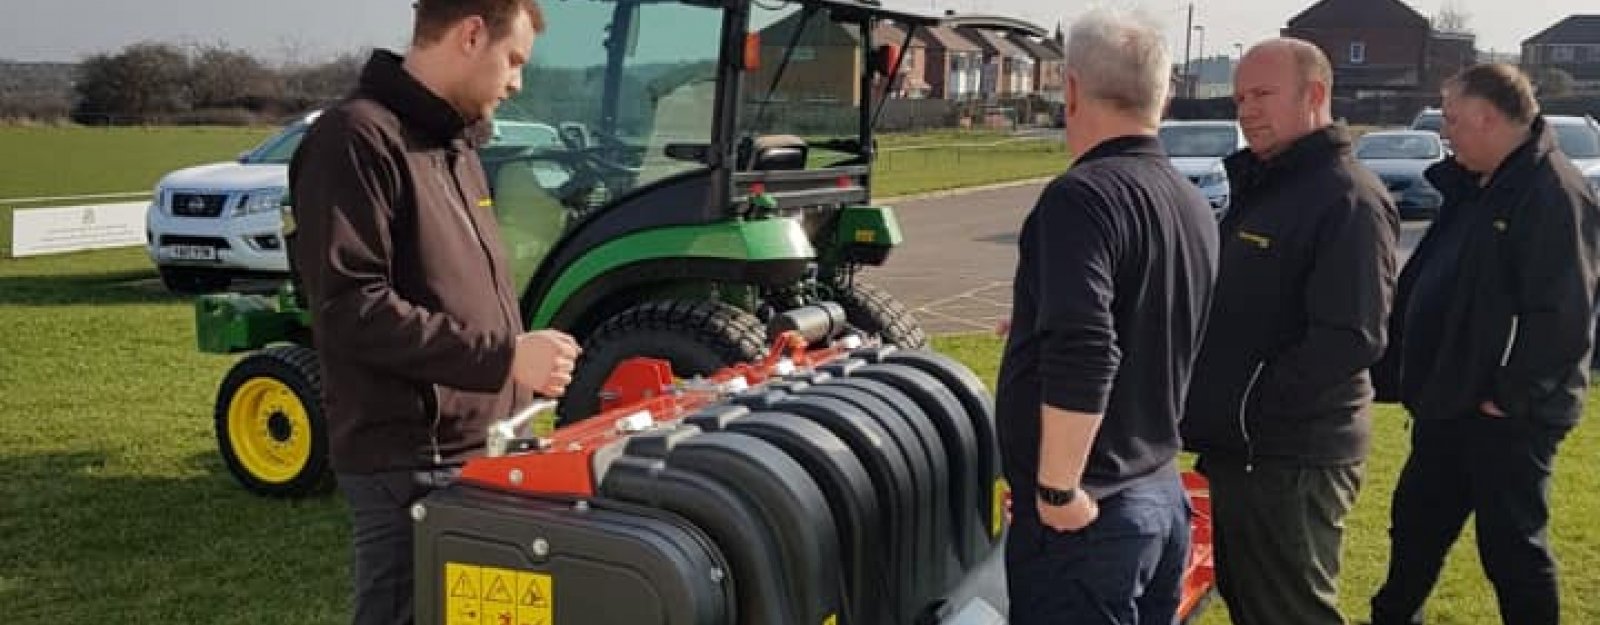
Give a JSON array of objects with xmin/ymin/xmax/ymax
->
[
  {"xmin": 214, "ymin": 345, "xmax": 333, "ymax": 497},
  {"xmin": 835, "ymin": 279, "xmax": 927, "ymax": 349},
  {"xmin": 559, "ymin": 300, "xmax": 767, "ymax": 424}
]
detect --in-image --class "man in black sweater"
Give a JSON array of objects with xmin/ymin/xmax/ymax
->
[
  {"xmin": 996, "ymin": 9, "xmax": 1219, "ymax": 625},
  {"xmin": 1369, "ymin": 64, "xmax": 1599, "ymax": 625},
  {"xmin": 1181, "ymin": 39, "xmax": 1399, "ymax": 625}
]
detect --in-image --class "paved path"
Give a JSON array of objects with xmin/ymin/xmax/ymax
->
[{"xmin": 869, "ymin": 183, "xmax": 1429, "ymax": 335}]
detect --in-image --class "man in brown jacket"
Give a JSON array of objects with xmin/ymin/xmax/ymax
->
[{"xmin": 286, "ymin": 2, "xmax": 577, "ymax": 623}]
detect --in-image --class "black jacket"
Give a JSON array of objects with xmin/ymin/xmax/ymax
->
[
  {"xmin": 1372, "ymin": 118, "xmax": 1600, "ymax": 429},
  {"xmin": 1182, "ymin": 125, "xmax": 1400, "ymax": 467},
  {"xmin": 288, "ymin": 51, "xmax": 528, "ymax": 473}
]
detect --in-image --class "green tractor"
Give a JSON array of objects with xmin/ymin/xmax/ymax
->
[{"xmin": 198, "ymin": 0, "xmax": 1045, "ymax": 497}]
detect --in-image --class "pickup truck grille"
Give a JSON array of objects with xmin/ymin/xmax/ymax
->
[{"xmin": 170, "ymin": 193, "xmax": 228, "ymax": 217}]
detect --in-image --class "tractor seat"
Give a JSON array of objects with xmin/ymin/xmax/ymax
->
[{"xmin": 744, "ymin": 134, "xmax": 809, "ymax": 171}]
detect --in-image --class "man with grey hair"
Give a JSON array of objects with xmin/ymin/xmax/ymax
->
[
  {"xmin": 1182, "ymin": 37, "xmax": 1398, "ymax": 625},
  {"xmin": 996, "ymin": 9, "xmax": 1218, "ymax": 625}
]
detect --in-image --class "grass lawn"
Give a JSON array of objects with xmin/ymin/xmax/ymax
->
[{"xmin": 2, "ymin": 247, "xmax": 1597, "ymax": 624}]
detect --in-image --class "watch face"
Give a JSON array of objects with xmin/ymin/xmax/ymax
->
[{"xmin": 1039, "ymin": 486, "xmax": 1074, "ymax": 506}]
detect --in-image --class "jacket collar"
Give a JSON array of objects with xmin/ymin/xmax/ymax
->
[
  {"xmin": 1074, "ymin": 134, "xmax": 1166, "ymax": 167},
  {"xmin": 358, "ymin": 49, "xmax": 492, "ymax": 149},
  {"xmin": 1425, "ymin": 116, "xmax": 1557, "ymax": 205},
  {"xmin": 1224, "ymin": 123, "xmax": 1352, "ymax": 197}
]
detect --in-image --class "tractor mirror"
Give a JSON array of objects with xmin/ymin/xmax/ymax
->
[
  {"xmin": 744, "ymin": 33, "xmax": 761, "ymax": 71},
  {"xmin": 872, "ymin": 44, "xmax": 901, "ymax": 78}
]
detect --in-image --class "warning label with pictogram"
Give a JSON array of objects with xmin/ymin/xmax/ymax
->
[{"xmin": 444, "ymin": 563, "xmax": 554, "ymax": 625}]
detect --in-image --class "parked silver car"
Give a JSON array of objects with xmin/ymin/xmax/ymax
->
[
  {"xmin": 1355, "ymin": 130, "xmax": 1447, "ymax": 220},
  {"xmin": 1157, "ymin": 120, "xmax": 1247, "ymax": 217}
]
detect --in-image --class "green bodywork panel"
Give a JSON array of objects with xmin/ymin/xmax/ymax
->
[
  {"xmin": 195, "ymin": 288, "xmax": 309, "ymax": 354},
  {"xmin": 528, "ymin": 217, "xmax": 816, "ymax": 327},
  {"xmin": 835, "ymin": 205, "xmax": 903, "ymax": 248}
]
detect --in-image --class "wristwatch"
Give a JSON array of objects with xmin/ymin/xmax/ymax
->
[{"xmin": 1036, "ymin": 483, "xmax": 1079, "ymax": 507}]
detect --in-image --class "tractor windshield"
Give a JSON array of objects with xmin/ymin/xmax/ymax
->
[
  {"xmin": 744, "ymin": 2, "xmax": 868, "ymax": 168},
  {"xmin": 494, "ymin": 0, "xmax": 724, "ymax": 193}
]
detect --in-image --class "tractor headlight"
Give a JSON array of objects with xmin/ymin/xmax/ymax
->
[{"xmin": 235, "ymin": 188, "xmax": 287, "ymax": 217}]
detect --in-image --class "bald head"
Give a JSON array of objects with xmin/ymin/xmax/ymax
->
[{"xmin": 1234, "ymin": 38, "xmax": 1335, "ymax": 158}]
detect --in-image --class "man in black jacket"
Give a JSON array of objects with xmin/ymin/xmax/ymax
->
[
  {"xmin": 1181, "ymin": 39, "xmax": 1399, "ymax": 625},
  {"xmin": 997, "ymin": 9, "xmax": 1218, "ymax": 625},
  {"xmin": 1368, "ymin": 63, "xmax": 1599, "ymax": 625}
]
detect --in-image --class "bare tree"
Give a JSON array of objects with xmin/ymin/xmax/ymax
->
[
  {"xmin": 1432, "ymin": 1, "xmax": 1472, "ymax": 33},
  {"xmin": 73, "ymin": 42, "xmax": 192, "ymax": 124},
  {"xmin": 189, "ymin": 44, "xmax": 282, "ymax": 110}
]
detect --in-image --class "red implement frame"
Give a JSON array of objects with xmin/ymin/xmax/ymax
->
[{"xmin": 456, "ymin": 332, "xmax": 1216, "ymax": 620}]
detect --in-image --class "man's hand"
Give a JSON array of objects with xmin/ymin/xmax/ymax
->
[
  {"xmin": 1480, "ymin": 400, "xmax": 1506, "ymax": 418},
  {"xmin": 512, "ymin": 330, "xmax": 581, "ymax": 397},
  {"xmin": 996, "ymin": 318, "xmax": 1012, "ymax": 337},
  {"xmin": 1038, "ymin": 488, "xmax": 1099, "ymax": 532}
]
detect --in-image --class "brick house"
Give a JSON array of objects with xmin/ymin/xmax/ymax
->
[
  {"xmin": 916, "ymin": 25, "xmax": 984, "ymax": 100},
  {"xmin": 957, "ymin": 26, "xmax": 1035, "ymax": 99},
  {"xmin": 1007, "ymin": 33, "xmax": 1065, "ymax": 103},
  {"xmin": 872, "ymin": 21, "xmax": 932, "ymax": 99},
  {"xmin": 1281, "ymin": 0, "xmax": 1476, "ymax": 98},
  {"xmin": 1522, "ymin": 15, "xmax": 1600, "ymax": 94}
]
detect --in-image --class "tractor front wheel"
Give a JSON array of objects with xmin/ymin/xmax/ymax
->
[
  {"xmin": 834, "ymin": 279, "xmax": 928, "ymax": 349},
  {"xmin": 214, "ymin": 345, "xmax": 333, "ymax": 497},
  {"xmin": 558, "ymin": 300, "xmax": 767, "ymax": 424}
]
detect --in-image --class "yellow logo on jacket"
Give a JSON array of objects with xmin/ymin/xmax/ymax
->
[
  {"xmin": 477, "ymin": 197, "xmax": 494, "ymax": 209},
  {"xmin": 1237, "ymin": 230, "xmax": 1272, "ymax": 250}
]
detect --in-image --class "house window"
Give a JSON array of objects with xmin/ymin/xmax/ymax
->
[
  {"xmin": 791, "ymin": 47, "xmax": 816, "ymax": 62},
  {"xmin": 1551, "ymin": 45, "xmax": 1575, "ymax": 63},
  {"xmin": 1350, "ymin": 41, "xmax": 1366, "ymax": 65}
]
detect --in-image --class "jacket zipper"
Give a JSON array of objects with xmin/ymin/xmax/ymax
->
[
  {"xmin": 430, "ymin": 150, "xmax": 518, "ymax": 466},
  {"xmin": 428, "ymin": 384, "xmax": 443, "ymax": 464},
  {"xmin": 1500, "ymin": 315, "xmax": 1520, "ymax": 367},
  {"xmin": 1238, "ymin": 361, "xmax": 1266, "ymax": 473}
]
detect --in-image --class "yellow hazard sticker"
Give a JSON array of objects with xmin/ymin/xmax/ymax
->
[
  {"xmin": 446, "ymin": 562, "xmax": 553, "ymax": 625},
  {"xmin": 823, "ymin": 614, "xmax": 838, "ymax": 625},
  {"xmin": 992, "ymin": 477, "xmax": 1009, "ymax": 537},
  {"xmin": 854, "ymin": 229, "xmax": 877, "ymax": 243},
  {"xmin": 478, "ymin": 197, "xmax": 495, "ymax": 209}
]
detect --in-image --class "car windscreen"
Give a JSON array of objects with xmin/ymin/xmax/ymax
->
[
  {"xmin": 1553, "ymin": 122, "xmax": 1600, "ymax": 158},
  {"xmin": 1157, "ymin": 125, "xmax": 1238, "ymax": 158},
  {"xmin": 1357, "ymin": 134, "xmax": 1440, "ymax": 160},
  {"xmin": 1412, "ymin": 113, "xmax": 1443, "ymax": 133},
  {"xmin": 243, "ymin": 125, "xmax": 306, "ymax": 165}
]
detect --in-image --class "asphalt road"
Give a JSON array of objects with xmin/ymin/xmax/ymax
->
[{"xmin": 868, "ymin": 181, "xmax": 1431, "ymax": 335}]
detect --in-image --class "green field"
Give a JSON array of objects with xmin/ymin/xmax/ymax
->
[
  {"xmin": 1, "ymin": 245, "xmax": 1597, "ymax": 624},
  {"xmin": 0, "ymin": 126, "xmax": 1063, "ymax": 254}
]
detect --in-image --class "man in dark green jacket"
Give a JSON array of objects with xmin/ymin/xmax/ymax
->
[
  {"xmin": 1181, "ymin": 38, "xmax": 1399, "ymax": 625},
  {"xmin": 1369, "ymin": 63, "xmax": 1600, "ymax": 625}
]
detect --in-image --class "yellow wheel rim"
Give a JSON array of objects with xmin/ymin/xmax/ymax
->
[{"xmin": 227, "ymin": 377, "xmax": 313, "ymax": 484}]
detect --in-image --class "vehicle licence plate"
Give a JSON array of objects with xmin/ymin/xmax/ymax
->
[{"xmin": 164, "ymin": 245, "xmax": 217, "ymax": 261}]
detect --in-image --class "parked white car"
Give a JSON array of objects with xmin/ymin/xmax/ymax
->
[
  {"xmin": 1157, "ymin": 120, "xmax": 1247, "ymax": 217},
  {"xmin": 146, "ymin": 111, "xmax": 562, "ymax": 293},
  {"xmin": 1547, "ymin": 115, "xmax": 1600, "ymax": 197}
]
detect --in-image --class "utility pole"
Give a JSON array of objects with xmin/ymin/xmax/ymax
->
[{"xmin": 1182, "ymin": 2, "xmax": 1194, "ymax": 98}]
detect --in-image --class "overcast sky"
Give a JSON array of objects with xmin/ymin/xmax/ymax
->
[{"xmin": 0, "ymin": 0, "xmax": 1587, "ymax": 65}]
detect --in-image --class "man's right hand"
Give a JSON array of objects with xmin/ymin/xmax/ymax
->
[{"xmin": 513, "ymin": 330, "xmax": 581, "ymax": 397}]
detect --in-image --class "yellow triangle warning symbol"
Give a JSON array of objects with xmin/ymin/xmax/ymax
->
[
  {"xmin": 520, "ymin": 582, "xmax": 546, "ymax": 607},
  {"xmin": 485, "ymin": 575, "xmax": 514, "ymax": 603},
  {"xmin": 450, "ymin": 570, "xmax": 479, "ymax": 599}
]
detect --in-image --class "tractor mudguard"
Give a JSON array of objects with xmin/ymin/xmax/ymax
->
[
  {"xmin": 195, "ymin": 289, "xmax": 310, "ymax": 354},
  {"xmin": 826, "ymin": 205, "xmax": 904, "ymax": 267},
  {"xmin": 527, "ymin": 217, "xmax": 815, "ymax": 330}
]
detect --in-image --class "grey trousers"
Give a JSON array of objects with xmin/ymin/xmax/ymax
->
[
  {"xmin": 1199, "ymin": 456, "xmax": 1363, "ymax": 625},
  {"xmin": 337, "ymin": 467, "xmax": 460, "ymax": 625}
]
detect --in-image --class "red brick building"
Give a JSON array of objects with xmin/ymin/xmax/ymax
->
[{"xmin": 1281, "ymin": 0, "xmax": 1476, "ymax": 99}]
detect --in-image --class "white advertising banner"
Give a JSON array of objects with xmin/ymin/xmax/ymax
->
[{"xmin": 9, "ymin": 201, "xmax": 150, "ymax": 258}]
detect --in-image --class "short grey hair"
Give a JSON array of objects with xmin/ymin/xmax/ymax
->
[{"xmin": 1065, "ymin": 8, "xmax": 1171, "ymax": 121}]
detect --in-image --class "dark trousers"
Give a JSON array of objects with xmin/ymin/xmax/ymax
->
[
  {"xmin": 1199, "ymin": 456, "xmax": 1363, "ymax": 625},
  {"xmin": 1005, "ymin": 469, "xmax": 1190, "ymax": 625},
  {"xmin": 1370, "ymin": 417, "xmax": 1568, "ymax": 625},
  {"xmin": 337, "ymin": 467, "xmax": 460, "ymax": 625}
]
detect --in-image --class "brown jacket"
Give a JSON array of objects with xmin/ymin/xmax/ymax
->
[{"xmin": 287, "ymin": 50, "xmax": 527, "ymax": 473}]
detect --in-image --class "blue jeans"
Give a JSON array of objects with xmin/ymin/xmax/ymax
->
[{"xmin": 1005, "ymin": 470, "xmax": 1191, "ymax": 625}]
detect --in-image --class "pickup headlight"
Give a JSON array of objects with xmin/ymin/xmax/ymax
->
[
  {"xmin": 235, "ymin": 188, "xmax": 286, "ymax": 217},
  {"xmin": 1196, "ymin": 171, "xmax": 1227, "ymax": 188}
]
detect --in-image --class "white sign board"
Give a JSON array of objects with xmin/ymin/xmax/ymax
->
[{"xmin": 10, "ymin": 201, "xmax": 149, "ymax": 258}]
